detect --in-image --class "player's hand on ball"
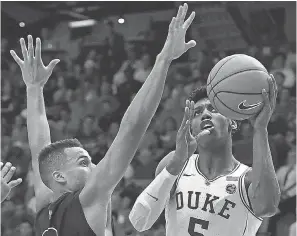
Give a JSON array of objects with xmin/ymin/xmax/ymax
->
[
  {"xmin": 161, "ymin": 3, "xmax": 196, "ymax": 61},
  {"xmin": 250, "ymin": 74, "xmax": 278, "ymax": 129},
  {"xmin": 10, "ymin": 35, "xmax": 60, "ymax": 88},
  {"xmin": 1, "ymin": 162, "xmax": 22, "ymax": 202},
  {"xmin": 176, "ymin": 100, "xmax": 197, "ymax": 160}
]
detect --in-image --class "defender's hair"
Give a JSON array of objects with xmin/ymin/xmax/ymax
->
[{"xmin": 38, "ymin": 139, "xmax": 83, "ymax": 188}]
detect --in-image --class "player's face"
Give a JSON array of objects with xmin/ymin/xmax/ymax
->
[
  {"xmin": 191, "ymin": 98, "xmax": 231, "ymax": 145},
  {"xmin": 61, "ymin": 147, "xmax": 95, "ymax": 191}
]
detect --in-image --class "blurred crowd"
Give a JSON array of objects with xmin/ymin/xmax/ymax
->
[{"xmin": 1, "ymin": 17, "xmax": 296, "ymax": 236}]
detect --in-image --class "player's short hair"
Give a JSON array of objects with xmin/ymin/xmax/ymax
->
[
  {"xmin": 188, "ymin": 86, "xmax": 208, "ymax": 103},
  {"xmin": 188, "ymin": 86, "xmax": 240, "ymax": 134},
  {"xmin": 38, "ymin": 139, "xmax": 83, "ymax": 188}
]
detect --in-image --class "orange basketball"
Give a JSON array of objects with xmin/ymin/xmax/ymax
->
[{"xmin": 206, "ymin": 54, "xmax": 270, "ymax": 120}]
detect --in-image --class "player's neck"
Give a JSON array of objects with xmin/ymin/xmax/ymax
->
[
  {"xmin": 52, "ymin": 189, "xmax": 71, "ymax": 202},
  {"xmin": 197, "ymin": 140, "xmax": 237, "ymax": 179}
]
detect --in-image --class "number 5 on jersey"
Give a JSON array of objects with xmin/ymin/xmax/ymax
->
[{"xmin": 188, "ymin": 217, "xmax": 209, "ymax": 236}]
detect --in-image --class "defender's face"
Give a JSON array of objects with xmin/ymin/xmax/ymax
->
[
  {"xmin": 61, "ymin": 147, "xmax": 95, "ymax": 191},
  {"xmin": 191, "ymin": 98, "xmax": 231, "ymax": 145}
]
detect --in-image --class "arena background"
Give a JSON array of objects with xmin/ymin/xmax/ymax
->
[{"xmin": 1, "ymin": 1, "xmax": 296, "ymax": 236}]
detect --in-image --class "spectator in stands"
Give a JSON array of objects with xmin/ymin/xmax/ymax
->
[
  {"xmin": 14, "ymin": 221, "xmax": 34, "ymax": 236},
  {"xmin": 91, "ymin": 132, "xmax": 109, "ymax": 164},
  {"xmin": 113, "ymin": 46, "xmax": 140, "ymax": 85},
  {"xmin": 133, "ymin": 148, "xmax": 158, "ymax": 181},
  {"xmin": 76, "ymin": 115, "xmax": 100, "ymax": 153},
  {"xmin": 98, "ymin": 100, "xmax": 121, "ymax": 132},
  {"xmin": 84, "ymin": 50, "xmax": 97, "ymax": 79},
  {"xmin": 157, "ymin": 117, "xmax": 177, "ymax": 151},
  {"xmin": 97, "ymin": 81, "xmax": 120, "ymax": 115},
  {"xmin": 11, "ymin": 115, "xmax": 27, "ymax": 145},
  {"xmin": 53, "ymin": 76, "xmax": 68, "ymax": 104},
  {"xmin": 69, "ymin": 88, "xmax": 87, "ymax": 129},
  {"xmin": 268, "ymin": 145, "xmax": 296, "ymax": 236},
  {"xmin": 232, "ymin": 121, "xmax": 254, "ymax": 166},
  {"xmin": 106, "ymin": 122, "xmax": 120, "ymax": 147},
  {"xmin": 104, "ymin": 20, "xmax": 126, "ymax": 72},
  {"xmin": 270, "ymin": 52, "xmax": 295, "ymax": 89},
  {"xmin": 1, "ymin": 80, "xmax": 15, "ymax": 123},
  {"xmin": 50, "ymin": 103, "xmax": 75, "ymax": 139},
  {"xmin": 134, "ymin": 53, "xmax": 152, "ymax": 83},
  {"xmin": 40, "ymin": 27, "xmax": 55, "ymax": 50},
  {"xmin": 6, "ymin": 142, "xmax": 30, "ymax": 181},
  {"xmin": 1, "ymin": 135, "xmax": 11, "ymax": 161},
  {"xmin": 113, "ymin": 69, "xmax": 136, "ymax": 115}
]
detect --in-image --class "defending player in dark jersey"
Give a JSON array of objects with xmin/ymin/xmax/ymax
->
[
  {"xmin": 130, "ymin": 82, "xmax": 281, "ymax": 235},
  {"xmin": 10, "ymin": 3, "xmax": 196, "ymax": 235}
]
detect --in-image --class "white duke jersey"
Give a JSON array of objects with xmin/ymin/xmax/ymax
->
[{"xmin": 165, "ymin": 154, "xmax": 263, "ymax": 236}]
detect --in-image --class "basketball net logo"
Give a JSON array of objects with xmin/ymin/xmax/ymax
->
[
  {"xmin": 238, "ymin": 100, "xmax": 262, "ymax": 110},
  {"xmin": 42, "ymin": 227, "xmax": 58, "ymax": 236}
]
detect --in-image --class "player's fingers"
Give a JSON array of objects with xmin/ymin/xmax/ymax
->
[
  {"xmin": 180, "ymin": 118, "xmax": 192, "ymax": 139},
  {"xmin": 20, "ymin": 38, "xmax": 28, "ymax": 61},
  {"xmin": 168, "ymin": 17, "xmax": 176, "ymax": 38},
  {"xmin": 27, "ymin": 35, "xmax": 34, "ymax": 61},
  {"xmin": 183, "ymin": 100, "xmax": 193, "ymax": 138},
  {"xmin": 180, "ymin": 106, "xmax": 190, "ymax": 130},
  {"xmin": 47, "ymin": 59, "xmax": 60, "ymax": 72},
  {"xmin": 180, "ymin": 3, "xmax": 188, "ymax": 25},
  {"xmin": 0, "ymin": 162, "xmax": 3, "ymax": 168},
  {"xmin": 186, "ymin": 100, "xmax": 192, "ymax": 119},
  {"xmin": 270, "ymin": 74, "xmax": 278, "ymax": 110},
  {"xmin": 186, "ymin": 99, "xmax": 190, "ymax": 109},
  {"xmin": 189, "ymin": 101, "xmax": 195, "ymax": 121},
  {"xmin": 35, "ymin": 37, "xmax": 42, "ymax": 62},
  {"xmin": 183, "ymin": 11, "xmax": 195, "ymax": 30},
  {"xmin": 10, "ymin": 50, "xmax": 24, "ymax": 67},
  {"xmin": 261, "ymin": 89, "xmax": 270, "ymax": 109},
  {"xmin": 1, "ymin": 162, "xmax": 12, "ymax": 179},
  {"xmin": 267, "ymin": 76, "xmax": 274, "ymax": 105},
  {"xmin": 185, "ymin": 40, "xmax": 197, "ymax": 52},
  {"xmin": 175, "ymin": 5, "xmax": 183, "ymax": 27},
  {"xmin": 8, "ymin": 178, "xmax": 22, "ymax": 188},
  {"xmin": 3, "ymin": 166, "xmax": 16, "ymax": 183}
]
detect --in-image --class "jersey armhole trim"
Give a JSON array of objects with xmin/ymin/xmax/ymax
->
[
  {"xmin": 170, "ymin": 157, "xmax": 190, "ymax": 199},
  {"xmin": 239, "ymin": 168, "xmax": 263, "ymax": 221}
]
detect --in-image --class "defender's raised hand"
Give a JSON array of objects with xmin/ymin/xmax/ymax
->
[
  {"xmin": 161, "ymin": 3, "xmax": 196, "ymax": 61},
  {"xmin": 10, "ymin": 35, "xmax": 60, "ymax": 88}
]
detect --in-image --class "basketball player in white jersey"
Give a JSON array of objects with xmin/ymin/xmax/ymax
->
[{"xmin": 130, "ymin": 76, "xmax": 281, "ymax": 236}]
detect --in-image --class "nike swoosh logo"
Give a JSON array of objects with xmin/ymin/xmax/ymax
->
[
  {"xmin": 147, "ymin": 193, "xmax": 158, "ymax": 201},
  {"xmin": 183, "ymin": 174, "xmax": 194, "ymax": 176},
  {"xmin": 238, "ymin": 100, "xmax": 262, "ymax": 110}
]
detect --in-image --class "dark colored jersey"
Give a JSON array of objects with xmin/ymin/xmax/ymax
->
[{"xmin": 35, "ymin": 190, "xmax": 96, "ymax": 236}]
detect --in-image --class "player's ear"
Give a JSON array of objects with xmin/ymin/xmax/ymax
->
[{"xmin": 52, "ymin": 171, "xmax": 67, "ymax": 184}]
